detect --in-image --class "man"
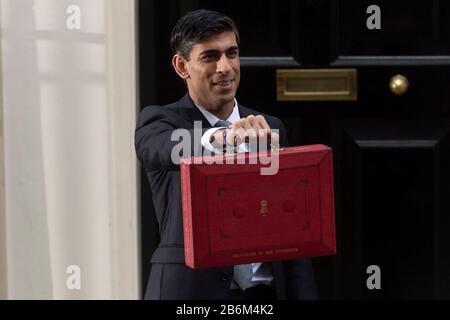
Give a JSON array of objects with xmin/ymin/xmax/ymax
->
[{"xmin": 135, "ymin": 9, "xmax": 317, "ymax": 300}]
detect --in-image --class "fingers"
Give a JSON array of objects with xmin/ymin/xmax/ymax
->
[
  {"xmin": 225, "ymin": 127, "xmax": 238, "ymax": 146},
  {"xmin": 228, "ymin": 122, "xmax": 248, "ymax": 145},
  {"xmin": 226, "ymin": 115, "xmax": 276, "ymax": 147},
  {"xmin": 235, "ymin": 127, "xmax": 248, "ymax": 143},
  {"xmin": 246, "ymin": 115, "xmax": 263, "ymax": 140},
  {"xmin": 254, "ymin": 115, "xmax": 270, "ymax": 131},
  {"xmin": 270, "ymin": 132, "xmax": 280, "ymax": 147},
  {"xmin": 210, "ymin": 128, "xmax": 226, "ymax": 147},
  {"xmin": 241, "ymin": 117, "xmax": 259, "ymax": 141}
]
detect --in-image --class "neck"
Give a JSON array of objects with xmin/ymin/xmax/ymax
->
[
  {"xmin": 189, "ymin": 95, "xmax": 235, "ymax": 120},
  {"xmin": 209, "ymin": 100, "xmax": 234, "ymax": 120}
]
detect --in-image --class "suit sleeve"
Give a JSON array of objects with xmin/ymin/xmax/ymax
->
[
  {"xmin": 277, "ymin": 118, "xmax": 290, "ymax": 148},
  {"xmin": 135, "ymin": 106, "xmax": 209, "ymax": 171}
]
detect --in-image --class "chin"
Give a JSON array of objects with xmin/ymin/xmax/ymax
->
[{"xmin": 216, "ymin": 94, "xmax": 235, "ymax": 106}]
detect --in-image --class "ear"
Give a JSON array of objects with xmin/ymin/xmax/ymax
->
[{"xmin": 172, "ymin": 54, "xmax": 189, "ymax": 80}]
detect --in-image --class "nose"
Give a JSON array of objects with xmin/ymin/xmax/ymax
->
[{"xmin": 216, "ymin": 54, "xmax": 232, "ymax": 74}]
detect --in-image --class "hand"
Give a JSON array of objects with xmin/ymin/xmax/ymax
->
[{"xmin": 211, "ymin": 115, "xmax": 279, "ymax": 149}]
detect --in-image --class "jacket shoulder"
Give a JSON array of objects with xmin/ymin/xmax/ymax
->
[{"xmin": 136, "ymin": 99, "xmax": 188, "ymax": 128}]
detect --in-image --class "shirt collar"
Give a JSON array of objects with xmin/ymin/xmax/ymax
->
[{"xmin": 194, "ymin": 99, "xmax": 240, "ymax": 126}]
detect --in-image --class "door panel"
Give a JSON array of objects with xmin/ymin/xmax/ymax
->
[
  {"xmin": 338, "ymin": 0, "xmax": 450, "ymax": 56},
  {"xmin": 198, "ymin": 0, "xmax": 295, "ymax": 57},
  {"xmin": 335, "ymin": 120, "xmax": 450, "ymax": 299}
]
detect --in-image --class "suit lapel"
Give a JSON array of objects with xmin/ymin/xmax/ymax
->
[
  {"xmin": 175, "ymin": 94, "xmax": 213, "ymax": 128},
  {"xmin": 237, "ymin": 103, "xmax": 252, "ymax": 118}
]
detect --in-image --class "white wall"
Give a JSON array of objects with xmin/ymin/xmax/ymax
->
[{"xmin": 0, "ymin": 0, "xmax": 138, "ymax": 299}]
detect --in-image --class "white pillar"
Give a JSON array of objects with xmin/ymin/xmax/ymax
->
[{"xmin": 0, "ymin": 26, "xmax": 7, "ymax": 299}]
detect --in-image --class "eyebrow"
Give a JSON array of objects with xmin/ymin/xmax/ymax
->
[{"xmin": 199, "ymin": 46, "xmax": 239, "ymax": 57}]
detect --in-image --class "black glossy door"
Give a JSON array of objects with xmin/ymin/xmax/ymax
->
[{"xmin": 139, "ymin": 0, "xmax": 450, "ymax": 299}]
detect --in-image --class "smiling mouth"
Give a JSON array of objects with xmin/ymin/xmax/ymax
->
[{"xmin": 213, "ymin": 79, "xmax": 234, "ymax": 87}]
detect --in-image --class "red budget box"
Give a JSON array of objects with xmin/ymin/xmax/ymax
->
[{"xmin": 180, "ymin": 144, "xmax": 336, "ymax": 269}]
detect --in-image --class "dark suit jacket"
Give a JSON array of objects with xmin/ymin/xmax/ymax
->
[{"xmin": 135, "ymin": 94, "xmax": 317, "ymax": 300}]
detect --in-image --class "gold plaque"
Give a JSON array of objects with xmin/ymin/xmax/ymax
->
[
  {"xmin": 260, "ymin": 200, "xmax": 269, "ymax": 217},
  {"xmin": 277, "ymin": 69, "xmax": 357, "ymax": 101}
]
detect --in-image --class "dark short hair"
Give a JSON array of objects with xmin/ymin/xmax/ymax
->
[{"xmin": 170, "ymin": 9, "xmax": 240, "ymax": 60}]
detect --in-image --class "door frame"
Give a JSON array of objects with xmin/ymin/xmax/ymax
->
[{"xmin": 104, "ymin": 0, "xmax": 140, "ymax": 299}]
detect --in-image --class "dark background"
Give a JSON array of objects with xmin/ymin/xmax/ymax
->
[{"xmin": 138, "ymin": 0, "xmax": 450, "ymax": 299}]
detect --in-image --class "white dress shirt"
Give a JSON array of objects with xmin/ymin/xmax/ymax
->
[{"xmin": 194, "ymin": 100, "xmax": 274, "ymax": 288}]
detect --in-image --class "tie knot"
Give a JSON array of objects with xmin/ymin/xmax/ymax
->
[{"xmin": 214, "ymin": 120, "xmax": 232, "ymax": 128}]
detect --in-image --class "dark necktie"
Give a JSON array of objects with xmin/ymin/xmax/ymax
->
[{"xmin": 214, "ymin": 119, "xmax": 232, "ymax": 128}]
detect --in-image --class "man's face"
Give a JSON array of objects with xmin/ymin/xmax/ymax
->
[{"xmin": 182, "ymin": 31, "xmax": 240, "ymax": 111}]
